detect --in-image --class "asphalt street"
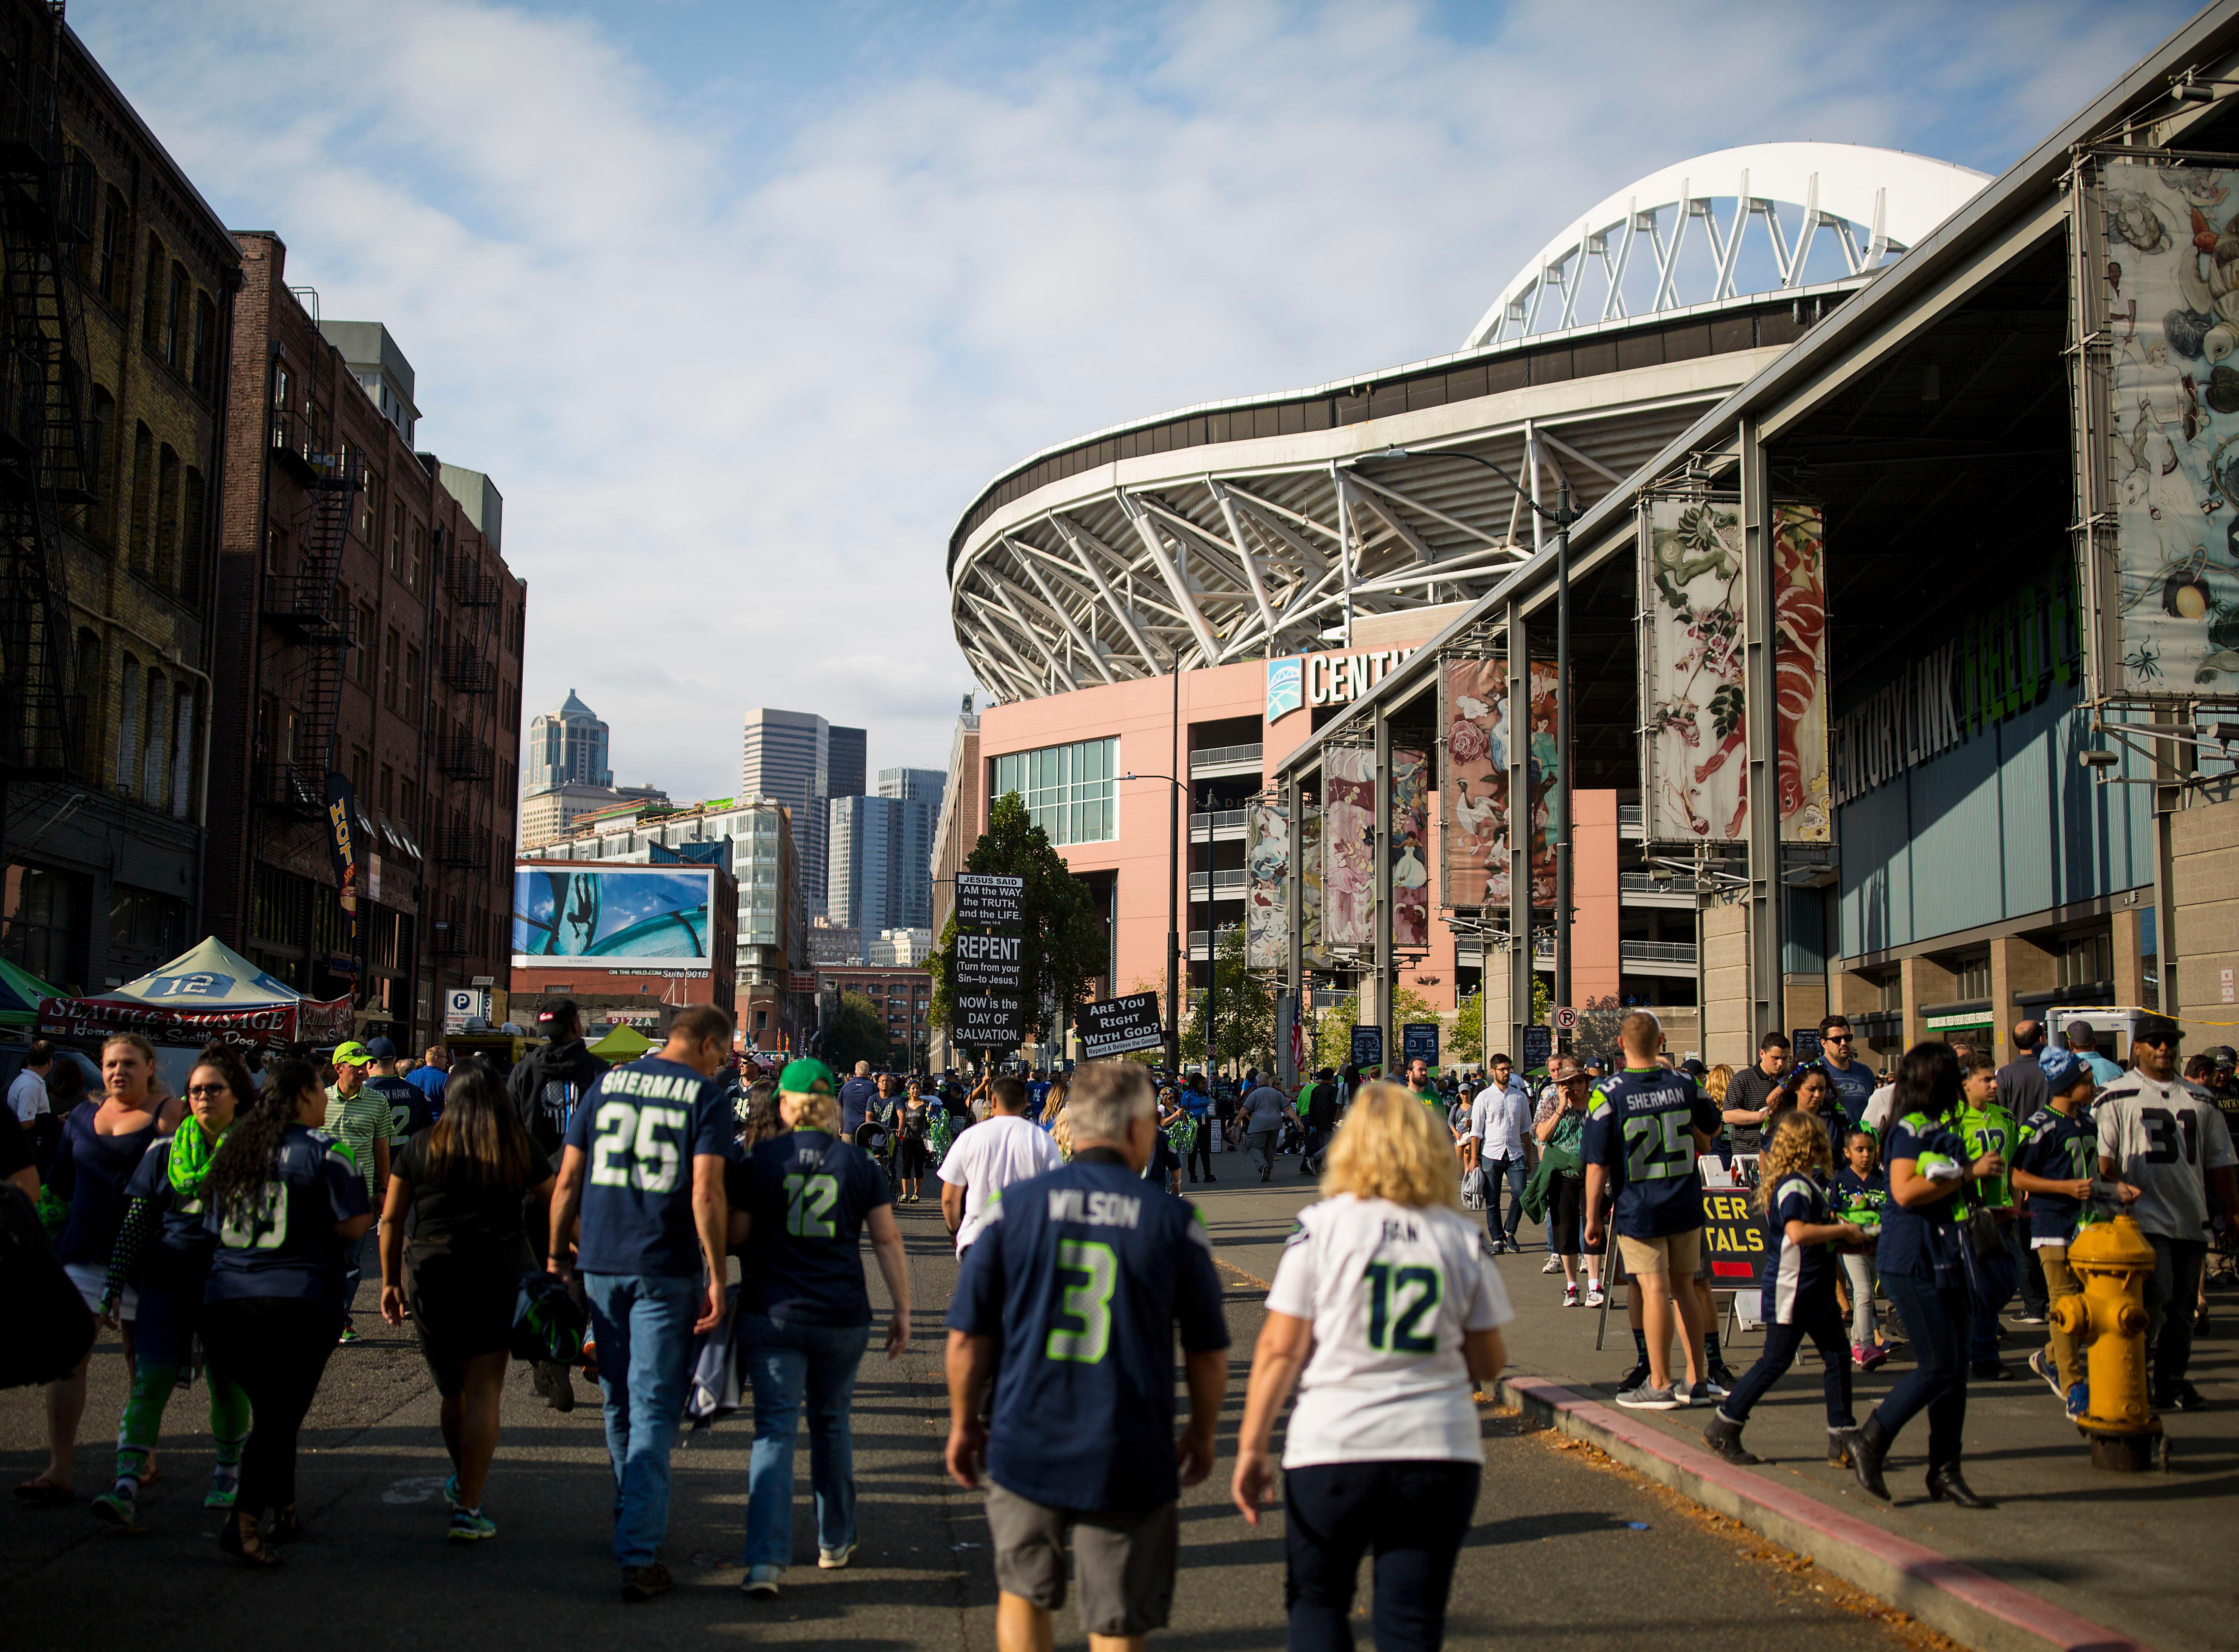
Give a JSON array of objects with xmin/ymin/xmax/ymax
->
[{"xmin": 3, "ymin": 1146, "xmax": 1946, "ymax": 1652}]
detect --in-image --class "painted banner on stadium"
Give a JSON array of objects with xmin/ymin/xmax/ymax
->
[
  {"xmin": 1389, "ymin": 749, "xmax": 1429, "ymax": 952},
  {"xmin": 1299, "ymin": 792, "xmax": 1325, "ymax": 969},
  {"xmin": 1440, "ymin": 656, "xmax": 1560, "ymax": 909},
  {"xmin": 1245, "ymin": 798, "xmax": 1289, "ymax": 971},
  {"xmin": 2077, "ymin": 156, "xmax": 2239, "ymax": 705},
  {"xmin": 1321, "ymin": 745, "xmax": 1377, "ymax": 949},
  {"xmin": 1639, "ymin": 499, "xmax": 1829, "ymax": 844}
]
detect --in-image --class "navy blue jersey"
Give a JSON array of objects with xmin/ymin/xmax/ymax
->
[
  {"xmin": 947, "ymin": 1153, "xmax": 1230, "ymax": 1511},
  {"xmin": 1581, "ymin": 1067, "xmax": 1720, "ymax": 1238},
  {"xmin": 2013, "ymin": 1106, "xmax": 2096, "ymax": 1245},
  {"xmin": 202, "ymin": 1125, "xmax": 370, "ymax": 1307},
  {"xmin": 1762, "ymin": 1173, "xmax": 1841, "ymax": 1325},
  {"xmin": 735, "ymin": 1129, "xmax": 890, "ymax": 1327},
  {"xmin": 124, "ymin": 1135, "xmax": 219, "ymax": 1291},
  {"xmin": 1876, "ymin": 1110, "xmax": 1968, "ymax": 1282},
  {"xmin": 370, "ymin": 1073, "xmax": 433, "ymax": 1146},
  {"xmin": 838, "ymin": 1077, "xmax": 879, "ymax": 1136},
  {"xmin": 566, "ymin": 1057, "xmax": 735, "ymax": 1277}
]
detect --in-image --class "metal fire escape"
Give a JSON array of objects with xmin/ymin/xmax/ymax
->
[
  {"xmin": 432, "ymin": 529, "xmax": 501, "ymax": 957},
  {"xmin": 257, "ymin": 412, "xmax": 359, "ymax": 815},
  {"xmin": 0, "ymin": 6, "xmax": 94, "ymax": 788}
]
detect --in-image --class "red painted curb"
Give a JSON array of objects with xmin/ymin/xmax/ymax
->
[{"xmin": 1504, "ymin": 1375, "xmax": 2153, "ymax": 1652}]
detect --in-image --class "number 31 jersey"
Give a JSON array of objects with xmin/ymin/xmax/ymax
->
[
  {"xmin": 1265, "ymin": 1194, "xmax": 1513, "ymax": 1469},
  {"xmin": 2095, "ymin": 1072, "xmax": 2237, "ymax": 1242}
]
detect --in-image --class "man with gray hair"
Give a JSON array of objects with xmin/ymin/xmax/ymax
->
[{"xmin": 946, "ymin": 1060, "xmax": 1229, "ymax": 1649}]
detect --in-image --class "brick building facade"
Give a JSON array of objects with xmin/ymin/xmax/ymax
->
[
  {"xmin": 203, "ymin": 233, "xmax": 523, "ymax": 1046},
  {"xmin": 0, "ymin": 7, "xmax": 239, "ymax": 996}
]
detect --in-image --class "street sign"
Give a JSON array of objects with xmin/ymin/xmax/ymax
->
[
  {"xmin": 1079, "ymin": 991, "xmax": 1164, "ymax": 1059},
  {"xmin": 956, "ymin": 874, "xmax": 1025, "ymax": 928},
  {"xmin": 787, "ymin": 971, "xmax": 817, "ymax": 994},
  {"xmin": 953, "ymin": 930, "xmax": 1026, "ymax": 1047},
  {"xmin": 1402, "ymin": 1023, "xmax": 1440, "ymax": 1067},
  {"xmin": 443, "ymin": 988, "xmax": 486, "ymax": 1033},
  {"xmin": 1552, "ymin": 1005, "xmax": 1579, "ymax": 1031},
  {"xmin": 1350, "ymin": 1024, "xmax": 1384, "ymax": 1069},
  {"xmin": 1521, "ymin": 1025, "xmax": 1554, "ymax": 1071}
]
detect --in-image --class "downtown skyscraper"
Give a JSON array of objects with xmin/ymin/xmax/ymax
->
[{"xmin": 741, "ymin": 708, "xmax": 865, "ymax": 918}]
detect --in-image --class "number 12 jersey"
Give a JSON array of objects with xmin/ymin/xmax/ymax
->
[{"xmin": 1264, "ymin": 1194, "xmax": 1513, "ymax": 1468}]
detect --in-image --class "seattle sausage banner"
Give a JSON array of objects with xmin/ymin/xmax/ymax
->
[
  {"xmin": 1321, "ymin": 745, "xmax": 1377, "ymax": 950},
  {"xmin": 1245, "ymin": 798, "xmax": 1289, "ymax": 971},
  {"xmin": 1640, "ymin": 499, "xmax": 1829, "ymax": 844},
  {"xmin": 2084, "ymin": 157, "xmax": 2239, "ymax": 701},
  {"xmin": 1390, "ymin": 749, "xmax": 1429, "ymax": 952}
]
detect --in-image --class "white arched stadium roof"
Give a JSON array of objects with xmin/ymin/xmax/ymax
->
[{"xmin": 1463, "ymin": 142, "xmax": 1991, "ymax": 348}]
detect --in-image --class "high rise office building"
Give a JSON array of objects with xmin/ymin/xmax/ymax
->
[
  {"xmin": 831, "ymin": 767, "xmax": 945, "ymax": 937},
  {"xmin": 526, "ymin": 690, "xmax": 612, "ymax": 790},
  {"xmin": 741, "ymin": 709, "xmax": 868, "ymax": 918}
]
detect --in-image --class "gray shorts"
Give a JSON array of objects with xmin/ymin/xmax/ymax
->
[{"xmin": 984, "ymin": 1481, "xmax": 1179, "ymax": 1637}]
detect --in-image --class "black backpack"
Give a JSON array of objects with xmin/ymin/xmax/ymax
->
[{"xmin": 0, "ymin": 1182, "xmax": 94, "ymax": 1389}]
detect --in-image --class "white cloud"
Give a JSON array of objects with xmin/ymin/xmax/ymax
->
[{"xmin": 73, "ymin": 0, "xmax": 2194, "ymax": 801}]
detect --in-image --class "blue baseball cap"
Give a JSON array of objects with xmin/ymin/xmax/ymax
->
[{"xmin": 2039, "ymin": 1048, "xmax": 2089, "ymax": 1094}]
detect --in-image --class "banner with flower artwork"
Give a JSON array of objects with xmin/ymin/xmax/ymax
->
[
  {"xmin": 1389, "ymin": 750, "xmax": 1429, "ymax": 952},
  {"xmin": 1299, "ymin": 796, "xmax": 1325, "ymax": 968},
  {"xmin": 1321, "ymin": 746, "xmax": 1377, "ymax": 950},
  {"xmin": 1640, "ymin": 498, "xmax": 1829, "ymax": 844},
  {"xmin": 1245, "ymin": 798, "xmax": 1289, "ymax": 971},
  {"xmin": 1441, "ymin": 656, "xmax": 1560, "ymax": 909}
]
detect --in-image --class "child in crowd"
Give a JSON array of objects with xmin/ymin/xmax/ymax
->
[
  {"xmin": 1702, "ymin": 1109, "xmax": 1876, "ymax": 1467},
  {"xmin": 1836, "ymin": 1129, "xmax": 1892, "ymax": 1369}
]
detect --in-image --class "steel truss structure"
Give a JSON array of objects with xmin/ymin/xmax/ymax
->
[{"xmin": 951, "ymin": 145, "xmax": 1991, "ymax": 701}]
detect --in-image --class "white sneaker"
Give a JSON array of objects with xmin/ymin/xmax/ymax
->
[
  {"xmin": 742, "ymin": 1565, "xmax": 783, "ymax": 1598},
  {"xmin": 1563, "ymin": 1283, "xmax": 1581, "ymax": 1307},
  {"xmin": 1586, "ymin": 1286, "xmax": 1606, "ymax": 1308},
  {"xmin": 1541, "ymin": 1255, "xmax": 1562, "ymax": 1275},
  {"xmin": 818, "ymin": 1543, "xmax": 857, "ymax": 1570}
]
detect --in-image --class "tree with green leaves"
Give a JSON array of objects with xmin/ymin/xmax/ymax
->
[
  {"xmin": 1181, "ymin": 926, "xmax": 1274, "ymax": 1076},
  {"xmin": 819, "ymin": 991, "xmax": 889, "ymax": 1073},
  {"xmin": 1453, "ymin": 990, "xmax": 1483, "ymax": 1064},
  {"xmin": 927, "ymin": 791, "xmax": 1108, "ymax": 1060},
  {"xmin": 1312, "ymin": 983, "xmax": 1441, "ymax": 1074}
]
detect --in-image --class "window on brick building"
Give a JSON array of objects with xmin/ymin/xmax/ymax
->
[
  {"xmin": 170, "ymin": 691, "xmax": 194, "ymax": 819},
  {"xmin": 127, "ymin": 423, "xmax": 152, "ymax": 576},
  {"xmin": 85, "ymin": 385, "xmax": 112, "ymax": 541},
  {"xmin": 379, "ymin": 763, "xmax": 394, "ymax": 815},
  {"xmin": 115, "ymin": 653, "xmax": 139, "ymax": 794},
  {"xmin": 153, "ymin": 444, "xmax": 179, "ymax": 590},
  {"xmin": 400, "ymin": 776, "xmax": 418, "ymax": 839},
  {"xmin": 389, "ymin": 502, "xmax": 403, "ymax": 575},
  {"xmin": 140, "ymin": 673, "xmax": 168, "ymax": 807},
  {"xmin": 408, "ymin": 522, "xmax": 424, "ymax": 592},
  {"xmin": 356, "ymin": 604, "xmax": 375, "ymax": 684},
  {"xmin": 92, "ymin": 186, "xmax": 124, "ymax": 305},
  {"xmin": 404, "ymin": 644, "xmax": 422, "ymax": 720},
  {"xmin": 191, "ymin": 292, "xmax": 214, "ymax": 394},
  {"xmin": 265, "ymin": 526, "xmax": 283, "ymax": 577},
  {"xmin": 180, "ymin": 468, "xmax": 205, "ymax": 607},
  {"xmin": 383, "ymin": 627, "xmax": 401, "ymax": 711},
  {"xmin": 255, "ymin": 692, "xmax": 277, "ymax": 765},
  {"xmin": 351, "ymin": 745, "xmax": 369, "ymax": 797},
  {"xmin": 163, "ymin": 263, "xmax": 187, "ymax": 369},
  {"xmin": 140, "ymin": 232, "xmax": 163, "ymax": 348}
]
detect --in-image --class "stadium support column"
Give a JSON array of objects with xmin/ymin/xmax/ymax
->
[
  {"xmin": 1373, "ymin": 701, "xmax": 1393, "ymax": 1048},
  {"xmin": 1739, "ymin": 418, "xmax": 1783, "ymax": 1042},
  {"xmin": 1506, "ymin": 603, "xmax": 1532, "ymax": 1055}
]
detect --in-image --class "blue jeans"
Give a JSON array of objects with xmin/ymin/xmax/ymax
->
[
  {"xmin": 582, "ymin": 1271, "xmax": 703, "ymax": 1568},
  {"xmin": 1968, "ymin": 1233, "xmax": 2019, "ymax": 1366},
  {"xmin": 739, "ymin": 1313, "xmax": 872, "ymax": 1570},
  {"xmin": 1876, "ymin": 1273, "xmax": 1972, "ymax": 1469},
  {"xmin": 1482, "ymin": 1155, "xmax": 1529, "ymax": 1245}
]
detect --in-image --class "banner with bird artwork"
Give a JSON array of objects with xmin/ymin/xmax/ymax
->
[
  {"xmin": 1440, "ymin": 655, "xmax": 1561, "ymax": 909},
  {"xmin": 1640, "ymin": 498, "xmax": 1829, "ymax": 844},
  {"xmin": 2082, "ymin": 156, "xmax": 2239, "ymax": 704},
  {"xmin": 1245, "ymin": 797, "xmax": 1289, "ymax": 971},
  {"xmin": 1321, "ymin": 745, "xmax": 1377, "ymax": 951},
  {"xmin": 1389, "ymin": 749, "xmax": 1429, "ymax": 952}
]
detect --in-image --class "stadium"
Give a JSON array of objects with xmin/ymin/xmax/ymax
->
[{"xmin": 942, "ymin": 143, "xmax": 1993, "ymax": 1049}]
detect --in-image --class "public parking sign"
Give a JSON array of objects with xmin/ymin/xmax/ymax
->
[
  {"xmin": 1402, "ymin": 1023, "xmax": 1439, "ymax": 1067},
  {"xmin": 1079, "ymin": 992, "xmax": 1164, "ymax": 1059},
  {"xmin": 956, "ymin": 874, "xmax": 1025, "ymax": 928},
  {"xmin": 1350, "ymin": 1024, "xmax": 1384, "ymax": 1068}
]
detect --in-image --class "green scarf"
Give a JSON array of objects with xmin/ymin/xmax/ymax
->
[{"xmin": 167, "ymin": 1115, "xmax": 225, "ymax": 1200}]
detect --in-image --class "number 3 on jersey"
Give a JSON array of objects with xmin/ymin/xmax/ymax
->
[
  {"xmin": 1364, "ymin": 1261, "xmax": 1440, "ymax": 1353},
  {"xmin": 588, "ymin": 1101, "xmax": 688, "ymax": 1193},
  {"xmin": 1047, "ymin": 1238, "xmax": 1116, "ymax": 1363}
]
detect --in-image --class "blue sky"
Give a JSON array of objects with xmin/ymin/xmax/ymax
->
[{"xmin": 73, "ymin": 0, "xmax": 2200, "ymax": 804}]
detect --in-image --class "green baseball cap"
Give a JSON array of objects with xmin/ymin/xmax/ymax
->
[
  {"xmin": 779, "ymin": 1057, "xmax": 836, "ymax": 1096},
  {"xmin": 331, "ymin": 1040, "xmax": 372, "ymax": 1067}
]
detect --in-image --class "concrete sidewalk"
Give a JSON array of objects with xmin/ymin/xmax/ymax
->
[{"xmin": 1480, "ymin": 1206, "xmax": 2236, "ymax": 1652}]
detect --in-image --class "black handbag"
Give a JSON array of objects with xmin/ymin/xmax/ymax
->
[{"xmin": 0, "ymin": 1182, "xmax": 94, "ymax": 1389}]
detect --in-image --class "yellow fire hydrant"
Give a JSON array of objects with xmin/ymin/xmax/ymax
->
[{"xmin": 2048, "ymin": 1213, "xmax": 2167, "ymax": 1471}]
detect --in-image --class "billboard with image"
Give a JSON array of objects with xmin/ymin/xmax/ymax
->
[{"xmin": 512, "ymin": 865, "xmax": 715, "ymax": 973}]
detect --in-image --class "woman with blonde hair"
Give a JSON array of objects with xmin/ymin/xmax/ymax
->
[
  {"xmin": 1700, "ymin": 1108, "xmax": 1870, "ymax": 1468},
  {"xmin": 1232, "ymin": 1082, "xmax": 1513, "ymax": 1652}
]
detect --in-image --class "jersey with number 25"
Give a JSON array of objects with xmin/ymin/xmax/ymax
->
[
  {"xmin": 1265, "ymin": 1194, "xmax": 1513, "ymax": 1468},
  {"xmin": 565, "ymin": 1056, "xmax": 735, "ymax": 1277},
  {"xmin": 947, "ymin": 1153, "xmax": 1229, "ymax": 1513},
  {"xmin": 1582, "ymin": 1067, "xmax": 1722, "ymax": 1238}
]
